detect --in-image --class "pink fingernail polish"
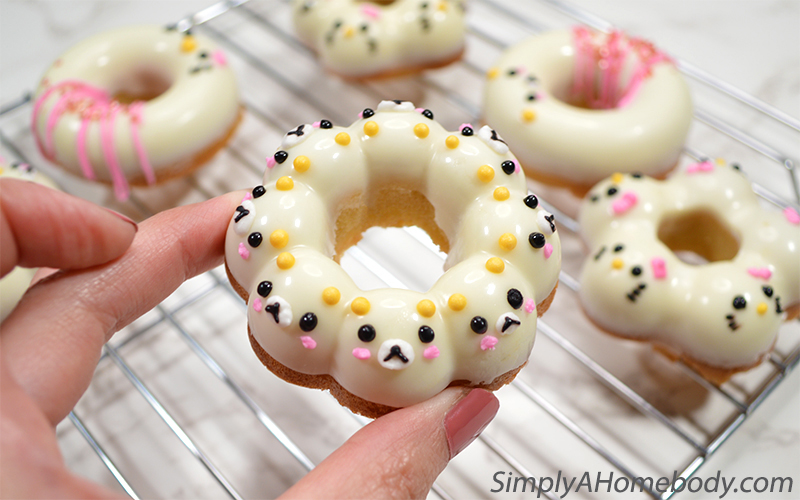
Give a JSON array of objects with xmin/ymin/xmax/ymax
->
[
  {"xmin": 444, "ymin": 389, "xmax": 499, "ymax": 459},
  {"xmin": 104, "ymin": 208, "xmax": 138, "ymax": 231}
]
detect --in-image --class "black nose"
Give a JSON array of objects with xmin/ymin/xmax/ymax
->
[
  {"xmin": 502, "ymin": 316, "xmax": 521, "ymax": 333},
  {"xmin": 384, "ymin": 345, "xmax": 409, "ymax": 363},
  {"xmin": 265, "ymin": 302, "xmax": 281, "ymax": 323}
]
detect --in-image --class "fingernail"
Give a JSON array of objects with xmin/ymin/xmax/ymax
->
[
  {"xmin": 444, "ymin": 389, "xmax": 499, "ymax": 459},
  {"xmin": 104, "ymin": 208, "xmax": 138, "ymax": 232}
]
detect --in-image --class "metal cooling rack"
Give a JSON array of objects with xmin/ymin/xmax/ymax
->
[{"xmin": 1, "ymin": 0, "xmax": 799, "ymax": 498}]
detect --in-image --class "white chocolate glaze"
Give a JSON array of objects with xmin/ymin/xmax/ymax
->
[
  {"xmin": 0, "ymin": 160, "xmax": 59, "ymax": 321},
  {"xmin": 483, "ymin": 27, "xmax": 693, "ymax": 188},
  {"xmin": 291, "ymin": 0, "xmax": 466, "ymax": 78},
  {"xmin": 224, "ymin": 101, "xmax": 561, "ymax": 410},
  {"xmin": 31, "ymin": 25, "xmax": 239, "ymax": 200},
  {"xmin": 578, "ymin": 161, "xmax": 800, "ymax": 372}
]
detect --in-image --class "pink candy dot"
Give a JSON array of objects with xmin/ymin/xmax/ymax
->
[{"xmin": 480, "ymin": 336, "xmax": 498, "ymax": 351}]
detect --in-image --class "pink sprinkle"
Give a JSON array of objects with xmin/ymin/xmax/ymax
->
[
  {"xmin": 480, "ymin": 336, "xmax": 498, "ymax": 351},
  {"xmin": 611, "ymin": 191, "xmax": 638, "ymax": 215},
  {"xmin": 353, "ymin": 348, "xmax": 371, "ymax": 360},
  {"xmin": 651, "ymin": 257, "xmax": 667, "ymax": 279},
  {"xmin": 423, "ymin": 345, "xmax": 440, "ymax": 359},
  {"xmin": 543, "ymin": 243, "xmax": 553, "ymax": 259},
  {"xmin": 211, "ymin": 49, "xmax": 227, "ymax": 67},
  {"xmin": 358, "ymin": 111, "xmax": 364, "ymax": 119},
  {"xmin": 747, "ymin": 267, "xmax": 772, "ymax": 280},
  {"xmin": 459, "ymin": 123, "xmax": 473, "ymax": 132},
  {"xmin": 524, "ymin": 298, "xmax": 536, "ymax": 314},
  {"xmin": 252, "ymin": 298, "xmax": 262, "ymax": 312},
  {"xmin": 514, "ymin": 160, "xmax": 520, "ymax": 173},
  {"xmin": 516, "ymin": 65, "xmax": 526, "ymax": 75},
  {"xmin": 300, "ymin": 336, "xmax": 317, "ymax": 349},
  {"xmin": 784, "ymin": 207, "xmax": 800, "ymax": 225},
  {"xmin": 415, "ymin": 107, "xmax": 425, "ymax": 113},
  {"xmin": 686, "ymin": 161, "xmax": 714, "ymax": 174},
  {"xmin": 360, "ymin": 4, "xmax": 381, "ymax": 19},
  {"xmin": 267, "ymin": 156, "xmax": 276, "ymax": 169},
  {"xmin": 242, "ymin": 192, "xmax": 252, "ymax": 202},
  {"xmin": 238, "ymin": 242, "xmax": 250, "ymax": 260},
  {"xmin": 312, "ymin": 121, "xmax": 321, "ymax": 128}
]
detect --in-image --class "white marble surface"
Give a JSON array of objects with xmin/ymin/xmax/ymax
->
[{"xmin": 1, "ymin": 1, "xmax": 798, "ymax": 499}]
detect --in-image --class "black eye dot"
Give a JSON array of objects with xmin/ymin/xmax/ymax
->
[
  {"xmin": 613, "ymin": 244, "xmax": 624, "ymax": 253},
  {"xmin": 631, "ymin": 266, "xmax": 642, "ymax": 276},
  {"xmin": 333, "ymin": 20, "xmax": 342, "ymax": 29},
  {"xmin": 470, "ymin": 316, "xmax": 488, "ymax": 334},
  {"xmin": 360, "ymin": 23, "xmax": 368, "ymax": 31},
  {"xmin": 362, "ymin": 108, "xmax": 375, "ymax": 118},
  {"xmin": 461, "ymin": 126, "xmax": 474, "ymax": 136},
  {"xmin": 590, "ymin": 195, "xmax": 600, "ymax": 202},
  {"xmin": 257, "ymin": 281, "xmax": 273, "ymax": 298},
  {"xmin": 731, "ymin": 163, "xmax": 741, "ymax": 171},
  {"xmin": 421, "ymin": 109, "xmax": 434, "ymax": 120},
  {"xmin": 199, "ymin": 51, "xmax": 209, "ymax": 58},
  {"xmin": 299, "ymin": 313, "xmax": 318, "ymax": 332},
  {"xmin": 524, "ymin": 194, "xmax": 539, "ymax": 209},
  {"xmin": 733, "ymin": 296, "xmax": 747, "ymax": 309},
  {"xmin": 501, "ymin": 160, "xmax": 516, "ymax": 175},
  {"xmin": 274, "ymin": 151, "xmax": 288, "ymax": 164},
  {"xmin": 631, "ymin": 172, "xmax": 643, "ymax": 178},
  {"xmin": 421, "ymin": 1, "xmax": 429, "ymax": 8},
  {"xmin": 252, "ymin": 185, "xmax": 266, "ymax": 198},
  {"xmin": 319, "ymin": 119, "xmax": 333, "ymax": 129},
  {"xmin": 248, "ymin": 232, "xmax": 263, "ymax": 247},
  {"xmin": 418, "ymin": 326, "xmax": 435, "ymax": 343},
  {"xmin": 529, "ymin": 232, "xmax": 546, "ymax": 249},
  {"xmin": 358, "ymin": 324, "xmax": 376, "ymax": 342},
  {"xmin": 527, "ymin": 94, "xmax": 537, "ymax": 101},
  {"xmin": 507, "ymin": 288, "xmax": 523, "ymax": 309},
  {"xmin": 762, "ymin": 286, "xmax": 774, "ymax": 298},
  {"xmin": 507, "ymin": 69, "xmax": 517, "ymax": 76},
  {"xmin": 607, "ymin": 186, "xmax": 618, "ymax": 196}
]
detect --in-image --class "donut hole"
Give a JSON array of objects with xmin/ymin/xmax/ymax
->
[
  {"xmin": 657, "ymin": 210, "xmax": 740, "ymax": 265},
  {"xmin": 111, "ymin": 68, "xmax": 173, "ymax": 104}
]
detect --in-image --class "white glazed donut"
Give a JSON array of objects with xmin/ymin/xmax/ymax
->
[
  {"xmin": 291, "ymin": 0, "xmax": 466, "ymax": 78},
  {"xmin": 483, "ymin": 27, "xmax": 693, "ymax": 193},
  {"xmin": 0, "ymin": 160, "xmax": 60, "ymax": 321},
  {"xmin": 578, "ymin": 161, "xmax": 800, "ymax": 382},
  {"xmin": 224, "ymin": 101, "xmax": 561, "ymax": 417},
  {"xmin": 32, "ymin": 25, "xmax": 240, "ymax": 201}
]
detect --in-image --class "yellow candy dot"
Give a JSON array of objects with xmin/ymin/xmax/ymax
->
[
  {"xmin": 344, "ymin": 26, "xmax": 355, "ymax": 38},
  {"xmin": 276, "ymin": 176, "xmax": 294, "ymax": 191},
  {"xmin": 270, "ymin": 229, "xmax": 289, "ymax": 249},
  {"xmin": 364, "ymin": 121, "xmax": 379, "ymax": 137},
  {"xmin": 277, "ymin": 252, "xmax": 295, "ymax": 270},
  {"xmin": 351, "ymin": 297, "xmax": 370, "ymax": 315},
  {"xmin": 322, "ymin": 287, "xmax": 341, "ymax": 305},
  {"xmin": 715, "ymin": 157, "xmax": 726, "ymax": 166},
  {"xmin": 487, "ymin": 67, "xmax": 499, "ymax": 80},
  {"xmin": 417, "ymin": 299, "xmax": 436, "ymax": 318},
  {"xmin": 448, "ymin": 294, "xmax": 467, "ymax": 311},
  {"xmin": 445, "ymin": 135, "xmax": 459, "ymax": 149},
  {"xmin": 293, "ymin": 155, "xmax": 310, "ymax": 172},
  {"xmin": 493, "ymin": 187, "xmax": 510, "ymax": 201},
  {"xmin": 522, "ymin": 109, "xmax": 536, "ymax": 123},
  {"xmin": 477, "ymin": 165, "xmax": 495, "ymax": 183},
  {"xmin": 611, "ymin": 258, "xmax": 624, "ymax": 270},
  {"xmin": 757, "ymin": 303, "xmax": 768, "ymax": 315},
  {"xmin": 335, "ymin": 132, "xmax": 351, "ymax": 146},
  {"xmin": 181, "ymin": 36, "xmax": 197, "ymax": 52},
  {"xmin": 611, "ymin": 172, "xmax": 624, "ymax": 184},
  {"xmin": 499, "ymin": 233, "xmax": 517, "ymax": 251},
  {"xmin": 414, "ymin": 123, "xmax": 430, "ymax": 139},
  {"xmin": 486, "ymin": 257, "xmax": 505, "ymax": 274},
  {"xmin": 437, "ymin": 1, "xmax": 447, "ymax": 11}
]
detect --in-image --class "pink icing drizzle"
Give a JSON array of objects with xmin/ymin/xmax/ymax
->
[
  {"xmin": 524, "ymin": 298, "xmax": 536, "ymax": 314},
  {"xmin": 100, "ymin": 104, "xmax": 130, "ymax": 200},
  {"xmin": 543, "ymin": 243, "xmax": 553, "ymax": 259},
  {"xmin": 300, "ymin": 336, "xmax": 317, "ymax": 349},
  {"xmin": 686, "ymin": 161, "xmax": 714, "ymax": 174},
  {"xmin": 128, "ymin": 102, "xmax": 156, "ymax": 185},
  {"xmin": 651, "ymin": 257, "xmax": 667, "ymax": 279},
  {"xmin": 352, "ymin": 348, "xmax": 371, "ymax": 360},
  {"xmin": 611, "ymin": 191, "xmax": 638, "ymax": 215},
  {"xmin": 480, "ymin": 336, "xmax": 498, "ymax": 351},
  {"xmin": 252, "ymin": 298, "xmax": 263, "ymax": 312},
  {"xmin": 238, "ymin": 242, "xmax": 250, "ymax": 260},
  {"xmin": 784, "ymin": 207, "xmax": 800, "ymax": 225},
  {"xmin": 747, "ymin": 267, "xmax": 772, "ymax": 280},
  {"xmin": 423, "ymin": 345, "xmax": 440, "ymax": 359},
  {"xmin": 360, "ymin": 4, "xmax": 381, "ymax": 19}
]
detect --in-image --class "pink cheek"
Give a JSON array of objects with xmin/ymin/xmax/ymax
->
[
  {"xmin": 300, "ymin": 336, "xmax": 316, "ymax": 350},
  {"xmin": 480, "ymin": 336, "xmax": 498, "ymax": 351},
  {"xmin": 423, "ymin": 345, "xmax": 440, "ymax": 359},
  {"xmin": 242, "ymin": 192, "xmax": 252, "ymax": 202},
  {"xmin": 651, "ymin": 257, "xmax": 667, "ymax": 279},
  {"xmin": 611, "ymin": 191, "xmax": 638, "ymax": 215},
  {"xmin": 211, "ymin": 49, "xmax": 227, "ymax": 67},
  {"xmin": 252, "ymin": 298, "xmax": 262, "ymax": 312},
  {"xmin": 353, "ymin": 348, "xmax": 371, "ymax": 360},
  {"xmin": 784, "ymin": 207, "xmax": 800, "ymax": 225},
  {"xmin": 266, "ymin": 156, "xmax": 276, "ymax": 169},
  {"xmin": 524, "ymin": 298, "xmax": 536, "ymax": 314},
  {"xmin": 747, "ymin": 267, "xmax": 772, "ymax": 280},
  {"xmin": 543, "ymin": 243, "xmax": 553, "ymax": 259},
  {"xmin": 238, "ymin": 242, "xmax": 250, "ymax": 260}
]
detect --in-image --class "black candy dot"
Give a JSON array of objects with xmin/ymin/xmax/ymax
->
[
  {"xmin": 507, "ymin": 69, "xmax": 517, "ymax": 76},
  {"xmin": 418, "ymin": 326, "xmax": 435, "ymax": 343},
  {"xmin": 471, "ymin": 316, "xmax": 488, "ymax": 334},
  {"xmin": 590, "ymin": 195, "xmax": 600, "ymax": 203},
  {"xmin": 507, "ymin": 289, "xmax": 523, "ymax": 309},
  {"xmin": 763, "ymin": 286, "xmax": 774, "ymax": 298},
  {"xmin": 299, "ymin": 313, "xmax": 318, "ymax": 332},
  {"xmin": 631, "ymin": 266, "xmax": 642, "ymax": 276},
  {"xmin": 248, "ymin": 232, "xmax": 263, "ymax": 247},
  {"xmin": 529, "ymin": 232, "xmax": 546, "ymax": 249},
  {"xmin": 274, "ymin": 151, "xmax": 288, "ymax": 164},
  {"xmin": 501, "ymin": 161, "xmax": 516, "ymax": 175},
  {"xmin": 607, "ymin": 186, "xmax": 618, "ymax": 196},
  {"xmin": 731, "ymin": 163, "xmax": 741, "ymax": 171},
  {"xmin": 524, "ymin": 194, "xmax": 539, "ymax": 209},
  {"xmin": 319, "ymin": 120, "xmax": 333, "ymax": 129},
  {"xmin": 631, "ymin": 172, "xmax": 643, "ymax": 178},
  {"xmin": 613, "ymin": 244, "xmax": 624, "ymax": 253},
  {"xmin": 257, "ymin": 281, "xmax": 273, "ymax": 298},
  {"xmin": 358, "ymin": 324, "xmax": 376, "ymax": 342},
  {"xmin": 252, "ymin": 185, "xmax": 266, "ymax": 198},
  {"xmin": 362, "ymin": 108, "xmax": 375, "ymax": 118},
  {"xmin": 421, "ymin": 109, "xmax": 434, "ymax": 120},
  {"xmin": 733, "ymin": 296, "xmax": 747, "ymax": 309},
  {"xmin": 527, "ymin": 94, "xmax": 537, "ymax": 101},
  {"xmin": 461, "ymin": 126, "xmax": 474, "ymax": 136}
]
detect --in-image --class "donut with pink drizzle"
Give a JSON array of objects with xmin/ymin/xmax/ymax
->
[
  {"xmin": 32, "ymin": 25, "xmax": 240, "ymax": 200},
  {"xmin": 578, "ymin": 160, "xmax": 800, "ymax": 383},
  {"xmin": 483, "ymin": 27, "xmax": 692, "ymax": 194}
]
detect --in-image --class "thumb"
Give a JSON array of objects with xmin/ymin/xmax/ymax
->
[{"xmin": 281, "ymin": 388, "xmax": 499, "ymax": 499}]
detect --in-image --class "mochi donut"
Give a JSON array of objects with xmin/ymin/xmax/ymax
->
[
  {"xmin": 0, "ymin": 160, "xmax": 60, "ymax": 321},
  {"xmin": 225, "ymin": 101, "xmax": 561, "ymax": 417},
  {"xmin": 483, "ymin": 26, "xmax": 692, "ymax": 194},
  {"xmin": 291, "ymin": 0, "xmax": 467, "ymax": 78},
  {"xmin": 578, "ymin": 160, "xmax": 800, "ymax": 383},
  {"xmin": 32, "ymin": 25, "xmax": 241, "ymax": 201}
]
